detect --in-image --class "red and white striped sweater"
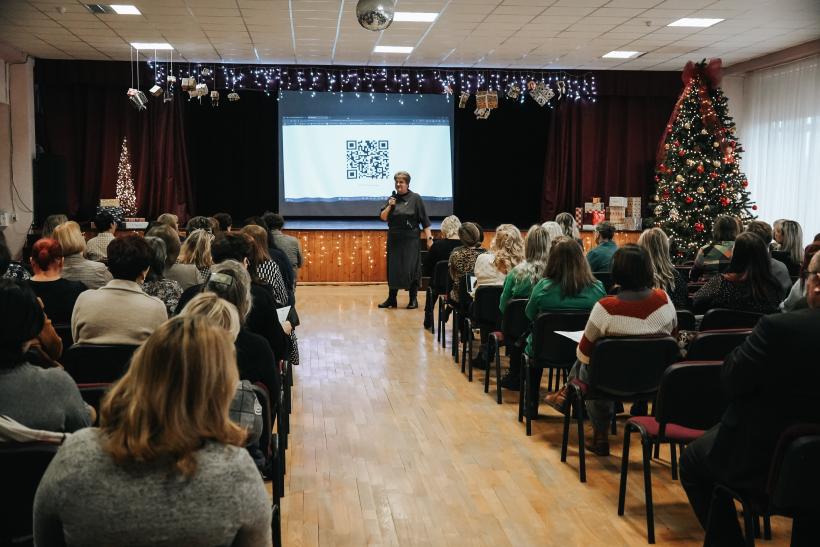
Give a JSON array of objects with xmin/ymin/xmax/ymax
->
[{"xmin": 576, "ymin": 289, "xmax": 678, "ymax": 364}]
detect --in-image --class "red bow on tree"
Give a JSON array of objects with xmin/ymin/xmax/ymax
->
[{"xmin": 682, "ymin": 58, "xmax": 723, "ymax": 88}]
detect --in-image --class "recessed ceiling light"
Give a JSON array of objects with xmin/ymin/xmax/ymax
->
[
  {"xmin": 110, "ymin": 4, "xmax": 141, "ymax": 15},
  {"xmin": 131, "ymin": 42, "xmax": 174, "ymax": 50},
  {"xmin": 602, "ymin": 50, "xmax": 643, "ymax": 59},
  {"xmin": 668, "ymin": 18, "xmax": 724, "ymax": 28},
  {"xmin": 393, "ymin": 12, "xmax": 438, "ymax": 23},
  {"xmin": 373, "ymin": 45, "xmax": 413, "ymax": 54}
]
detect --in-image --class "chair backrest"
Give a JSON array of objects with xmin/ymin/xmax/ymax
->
[
  {"xmin": 500, "ymin": 299, "xmax": 529, "ymax": 346},
  {"xmin": 676, "ymin": 310, "xmax": 697, "ymax": 331},
  {"xmin": 531, "ymin": 311, "xmax": 591, "ymax": 368},
  {"xmin": 472, "ymin": 285, "xmax": 503, "ymax": 329},
  {"xmin": 675, "ymin": 266, "xmax": 692, "ymax": 281},
  {"xmin": 0, "ymin": 442, "xmax": 60, "ymax": 543},
  {"xmin": 251, "ymin": 383, "xmax": 273, "ymax": 460},
  {"xmin": 52, "ymin": 323, "xmax": 73, "ymax": 351},
  {"xmin": 654, "ymin": 361, "xmax": 726, "ymax": 431},
  {"xmin": 457, "ymin": 273, "xmax": 474, "ymax": 311},
  {"xmin": 686, "ymin": 329, "xmax": 751, "ymax": 361},
  {"xmin": 431, "ymin": 260, "xmax": 450, "ymax": 295},
  {"xmin": 700, "ymin": 308, "xmax": 764, "ymax": 331},
  {"xmin": 593, "ymin": 271, "xmax": 614, "ymax": 293},
  {"xmin": 770, "ymin": 428, "xmax": 820, "ymax": 513},
  {"xmin": 78, "ymin": 383, "xmax": 111, "ymax": 418},
  {"xmin": 588, "ymin": 336, "xmax": 681, "ymax": 395},
  {"xmin": 62, "ymin": 344, "xmax": 139, "ymax": 384}
]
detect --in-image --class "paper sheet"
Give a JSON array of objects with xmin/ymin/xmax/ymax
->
[
  {"xmin": 555, "ymin": 330, "xmax": 584, "ymax": 343},
  {"xmin": 276, "ymin": 306, "xmax": 291, "ymax": 324}
]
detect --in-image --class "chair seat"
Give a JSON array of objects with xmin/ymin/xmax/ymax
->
[{"xmin": 627, "ymin": 416, "xmax": 705, "ymax": 444}]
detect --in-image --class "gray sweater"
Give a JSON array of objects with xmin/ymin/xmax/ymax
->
[
  {"xmin": 0, "ymin": 363, "xmax": 91, "ymax": 432},
  {"xmin": 34, "ymin": 428, "xmax": 272, "ymax": 546}
]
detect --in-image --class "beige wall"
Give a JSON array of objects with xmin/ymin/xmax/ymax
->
[{"xmin": 0, "ymin": 57, "xmax": 35, "ymax": 259}]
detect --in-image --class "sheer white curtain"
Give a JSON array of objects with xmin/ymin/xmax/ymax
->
[{"xmin": 743, "ymin": 55, "xmax": 820, "ymax": 245}]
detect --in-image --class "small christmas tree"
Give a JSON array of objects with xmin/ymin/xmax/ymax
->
[
  {"xmin": 650, "ymin": 59, "xmax": 755, "ymax": 261},
  {"xmin": 116, "ymin": 137, "xmax": 137, "ymax": 216}
]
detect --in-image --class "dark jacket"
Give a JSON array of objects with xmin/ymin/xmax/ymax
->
[{"xmin": 423, "ymin": 239, "xmax": 461, "ymax": 278}]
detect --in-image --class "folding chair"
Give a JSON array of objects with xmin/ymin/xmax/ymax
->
[
  {"xmin": 465, "ymin": 285, "xmax": 503, "ymax": 382},
  {"xmin": 486, "ymin": 299, "xmax": 528, "ymax": 405}
]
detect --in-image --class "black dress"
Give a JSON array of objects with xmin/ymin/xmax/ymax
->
[{"xmin": 382, "ymin": 190, "xmax": 431, "ymax": 290}]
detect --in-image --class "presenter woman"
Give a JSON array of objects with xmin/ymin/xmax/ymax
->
[{"xmin": 378, "ymin": 171, "xmax": 433, "ymax": 309}]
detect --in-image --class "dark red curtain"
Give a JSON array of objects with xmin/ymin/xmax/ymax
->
[{"xmin": 35, "ymin": 60, "xmax": 193, "ymax": 221}]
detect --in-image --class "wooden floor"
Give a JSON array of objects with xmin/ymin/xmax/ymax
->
[{"xmin": 279, "ymin": 285, "xmax": 790, "ymax": 546}]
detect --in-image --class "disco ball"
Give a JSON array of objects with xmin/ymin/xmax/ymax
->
[{"xmin": 356, "ymin": 0, "xmax": 395, "ymax": 31}]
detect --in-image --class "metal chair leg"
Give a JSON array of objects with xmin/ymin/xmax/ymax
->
[
  {"xmin": 642, "ymin": 438, "xmax": 656, "ymax": 544},
  {"xmin": 670, "ymin": 442, "xmax": 678, "ymax": 480},
  {"xmin": 576, "ymin": 396, "xmax": 587, "ymax": 483},
  {"xmin": 495, "ymin": 344, "xmax": 503, "ymax": 405},
  {"xmin": 617, "ymin": 424, "xmax": 632, "ymax": 516}
]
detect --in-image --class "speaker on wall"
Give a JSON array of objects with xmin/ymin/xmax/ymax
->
[{"xmin": 32, "ymin": 153, "xmax": 68, "ymax": 226}]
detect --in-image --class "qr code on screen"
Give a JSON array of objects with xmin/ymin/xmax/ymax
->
[{"xmin": 346, "ymin": 140, "xmax": 390, "ymax": 179}]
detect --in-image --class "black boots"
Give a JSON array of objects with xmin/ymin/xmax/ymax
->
[
  {"xmin": 378, "ymin": 289, "xmax": 398, "ymax": 308},
  {"xmin": 406, "ymin": 287, "xmax": 418, "ymax": 309}
]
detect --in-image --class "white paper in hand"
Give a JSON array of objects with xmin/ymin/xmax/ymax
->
[
  {"xmin": 276, "ymin": 306, "xmax": 291, "ymax": 325},
  {"xmin": 555, "ymin": 330, "xmax": 584, "ymax": 343}
]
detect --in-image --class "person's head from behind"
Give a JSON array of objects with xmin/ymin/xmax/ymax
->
[
  {"xmin": 263, "ymin": 212, "xmax": 285, "ymax": 231},
  {"xmin": 440, "ymin": 215, "xmax": 461, "ymax": 239},
  {"xmin": 458, "ymin": 222, "xmax": 481, "ymax": 248},
  {"xmin": 143, "ymin": 237, "xmax": 168, "ymax": 282},
  {"xmin": 239, "ymin": 224, "xmax": 271, "ymax": 267},
  {"xmin": 0, "ymin": 279, "xmax": 44, "ymax": 367},
  {"xmin": 611, "ymin": 244, "xmax": 654, "ymax": 292},
  {"xmin": 211, "ymin": 232, "xmax": 253, "ymax": 266},
  {"xmin": 30, "ymin": 238, "xmax": 64, "ymax": 276},
  {"xmin": 545, "ymin": 236, "xmax": 596, "ymax": 297},
  {"xmin": 94, "ymin": 210, "xmax": 116, "ymax": 233},
  {"xmin": 806, "ymin": 252, "xmax": 820, "ymax": 310},
  {"xmin": 800, "ymin": 244, "xmax": 820, "ymax": 286},
  {"xmin": 179, "ymin": 292, "xmax": 241, "ymax": 341},
  {"xmin": 491, "ymin": 224, "xmax": 524, "ymax": 273},
  {"xmin": 205, "ymin": 260, "xmax": 252, "ymax": 322},
  {"xmin": 638, "ymin": 228, "xmax": 675, "ymax": 291},
  {"xmin": 42, "ymin": 214, "xmax": 68, "ymax": 239},
  {"xmin": 243, "ymin": 216, "xmax": 268, "ymax": 231},
  {"xmin": 524, "ymin": 225, "xmax": 551, "ymax": 265},
  {"xmin": 541, "ymin": 221, "xmax": 563, "ymax": 242},
  {"xmin": 213, "ymin": 213, "xmax": 232, "ymax": 232},
  {"xmin": 555, "ymin": 212, "xmax": 579, "ymax": 239},
  {"xmin": 594, "ymin": 221, "xmax": 616, "ymax": 243},
  {"xmin": 107, "ymin": 234, "xmax": 152, "ymax": 282},
  {"xmin": 745, "ymin": 220, "xmax": 773, "ymax": 248},
  {"xmin": 712, "ymin": 215, "xmax": 739, "ymax": 242},
  {"xmin": 772, "ymin": 219, "xmax": 785, "ymax": 243},
  {"xmin": 99, "ymin": 316, "xmax": 246, "ymax": 476},
  {"xmin": 145, "ymin": 223, "xmax": 181, "ymax": 268},
  {"xmin": 779, "ymin": 220, "xmax": 804, "ymax": 265},
  {"xmin": 53, "ymin": 221, "xmax": 86, "ymax": 257},
  {"xmin": 727, "ymin": 232, "xmax": 781, "ymax": 300},
  {"xmin": 179, "ymin": 229, "xmax": 213, "ymax": 269},
  {"xmin": 186, "ymin": 216, "xmax": 213, "ymax": 234},
  {"xmin": 156, "ymin": 213, "xmax": 179, "ymax": 233}
]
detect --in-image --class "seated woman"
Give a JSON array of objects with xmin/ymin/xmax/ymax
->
[
  {"xmin": 142, "ymin": 236, "xmax": 183, "ymax": 315},
  {"xmin": 33, "ymin": 316, "xmax": 272, "ymax": 546},
  {"xmin": 71, "ymin": 234, "xmax": 168, "ymax": 345},
  {"xmin": 41, "ymin": 214, "xmax": 68, "ymax": 239},
  {"xmin": 145, "ymin": 223, "xmax": 200, "ymax": 290},
  {"xmin": 0, "ymin": 279, "xmax": 92, "ymax": 433},
  {"xmin": 555, "ymin": 212, "xmax": 583, "ymax": 247},
  {"xmin": 240, "ymin": 224, "xmax": 291, "ymax": 308},
  {"xmin": 422, "ymin": 215, "xmax": 462, "ymax": 328},
  {"xmin": 545, "ymin": 244, "xmax": 677, "ymax": 456},
  {"xmin": 522, "ymin": 237, "xmax": 606, "ymax": 397},
  {"xmin": 693, "ymin": 232, "xmax": 785, "ymax": 315},
  {"xmin": 179, "ymin": 228, "xmax": 214, "ymax": 283},
  {"xmin": 690, "ymin": 215, "xmax": 739, "ymax": 282},
  {"xmin": 27, "ymin": 238, "xmax": 87, "ymax": 326},
  {"xmin": 541, "ymin": 221, "xmax": 564, "ymax": 243},
  {"xmin": 473, "ymin": 224, "xmax": 524, "ymax": 291},
  {"xmin": 638, "ymin": 227, "xmax": 688, "ymax": 309},
  {"xmin": 771, "ymin": 219, "xmax": 803, "ymax": 277},
  {"xmin": 781, "ymin": 243, "xmax": 820, "ymax": 312},
  {"xmin": 448, "ymin": 222, "xmax": 485, "ymax": 304},
  {"xmin": 53, "ymin": 221, "xmax": 112, "ymax": 290}
]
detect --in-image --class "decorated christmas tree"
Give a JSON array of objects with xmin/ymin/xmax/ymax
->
[
  {"xmin": 650, "ymin": 59, "xmax": 755, "ymax": 261},
  {"xmin": 116, "ymin": 137, "xmax": 137, "ymax": 216}
]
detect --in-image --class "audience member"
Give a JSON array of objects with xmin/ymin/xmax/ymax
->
[
  {"xmin": 690, "ymin": 215, "xmax": 739, "ymax": 282},
  {"xmin": 214, "ymin": 212, "xmax": 233, "ymax": 232},
  {"xmin": 499, "ymin": 225, "xmax": 551, "ymax": 313},
  {"xmin": 142, "ymin": 236, "xmax": 183, "ymax": 315},
  {"xmin": 240, "ymin": 224, "xmax": 291, "ymax": 307},
  {"xmin": 71, "ymin": 234, "xmax": 167, "ymax": 345},
  {"xmin": 179, "ymin": 228, "xmax": 214, "ymax": 282},
  {"xmin": 745, "ymin": 220, "xmax": 793, "ymax": 295},
  {"xmin": 421, "ymin": 215, "xmax": 462, "ymax": 329},
  {"xmin": 771, "ymin": 219, "xmax": 803, "ymax": 276},
  {"xmin": 473, "ymin": 224, "xmax": 524, "ymax": 290},
  {"xmin": 86, "ymin": 209, "xmax": 117, "ymax": 262},
  {"xmin": 247, "ymin": 216, "xmax": 295, "ymax": 292},
  {"xmin": 555, "ymin": 212, "xmax": 582, "ymax": 246},
  {"xmin": 541, "ymin": 221, "xmax": 564, "ymax": 243},
  {"xmin": 53, "ymin": 221, "xmax": 112, "ymax": 289},
  {"xmin": 155, "ymin": 212, "xmax": 179, "ymax": 233},
  {"xmin": 186, "ymin": 215, "xmax": 214, "ymax": 234},
  {"xmin": 0, "ymin": 230, "xmax": 31, "ymax": 281},
  {"xmin": 781, "ymin": 243, "xmax": 820, "ymax": 312},
  {"xmin": 448, "ymin": 222, "xmax": 485, "ymax": 303},
  {"xmin": 41, "ymin": 214, "xmax": 68, "ymax": 239},
  {"xmin": 692, "ymin": 232, "xmax": 784, "ymax": 315},
  {"xmin": 33, "ymin": 316, "xmax": 272, "ymax": 546},
  {"xmin": 27, "ymin": 238, "xmax": 86, "ymax": 324},
  {"xmin": 263, "ymin": 212, "xmax": 303, "ymax": 279},
  {"xmin": 0, "ymin": 279, "xmax": 91, "ymax": 432},
  {"xmin": 586, "ymin": 221, "xmax": 618, "ymax": 273},
  {"xmin": 680, "ymin": 250, "xmax": 820, "ymax": 546},
  {"xmin": 638, "ymin": 227, "xmax": 687, "ymax": 309},
  {"xmin": 145, "ymin": 223, "xmax": 200, "ymax": 290},
  {"xmin": 769, "ymin": 219, "xmax": 784, "ymax": 251},
  {"xmin": 545, "ymin": 244, "xmax": 677, "ymax": 456}
]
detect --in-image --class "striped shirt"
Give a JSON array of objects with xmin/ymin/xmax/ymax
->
[{"xmin": 576, "ymin": 289, "xmax": 677, "ymax": 364}]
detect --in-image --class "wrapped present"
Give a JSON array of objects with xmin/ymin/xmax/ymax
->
[
  {"xmin": 96, "ymin": 204, "xmax": 124, "ymax": 224},
  {"xmin": 609, "ymin": 196, "xmax": 627, "ymax": 207},
  {"xmin": 608, "ymin": 205, "xmax": 626, "ymax": 223},
  {"xmin": 592, "ymin": 196, "xmax": 601, "ymax": 203},
  {"xmin": 575, "ymin": 207, "xmax": 583, "ymax": 228},
  {"xmin": 591, "ymin": 210, "xmax": 605, "ymax": 225},
  {"xmin": 626, "ymin": 197, "xmax": 642, "ymax": 218}
]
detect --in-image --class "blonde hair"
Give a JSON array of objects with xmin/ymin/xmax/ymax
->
[
  {"xmin": 555, "ymin": 212, "xmax": 580, "ymax": 240},
  {"xmin": 440, "ymin": 215, "xmax": 461, "ymax": 239},
  {"xmin": 490, "ymin": 224, "xmax": 524, "ymax": 275},
  {"xmin": 780, "ymin": 220, "xmax": 804, "ymax": 265},
  {"xmin": 206, "ymin": 260, "xmax": 252, "ymax": 321},
  {"xmin": 179, "ymin": 229, "xmax": 213, "ymax": 270},
  {"xmin": 638, "ymin": 228, "xmax": 677, "ymax": 294},
  {"xmin": 541, "ymin": 221, "xmax": 564, "ymax": 241},
  {"xmin": 156, "ymin": 213, "xmax": 179, "ymax": 232},
  {"xmin": 99, "ymin": 316, "xmax": 245, "ymax": 477},
  {"xmin": 53, "ymin": 221, "xmax": 87, "ymax": 256},
  {"xmin": 512, "ymin": 225, "xmax": 551, "ymax": 283},
  {"xmin": 180, "ymin": 293, "xmax": 241, "ymax": 341}
]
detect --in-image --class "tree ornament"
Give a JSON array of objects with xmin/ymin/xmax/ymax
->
[
  {"xmin": 356, "ymin": 0, "xmax": 395, "ymax": 31},
  {"xmin": 720, "ymin": 196, "xmax": 730, "ymax": 206},
  {"xmin": 685, "ymin": 196, "xmax": 694, "ymax": 204},
  {"xmin": 696, "ymin": 164, "xmax": 705, "ymax": 174},
  {"xmin": 713, "ymin": 160, "xmax": 721, "ymax": 167},
  {"xmin": 684, "ymin": 122, "xmax": 691, "ymax": 130},
  {"xmin": 678, "ymin": 149, "xmax": 686, "ymax": 157},
  {"xmin": 713, "ymin": 141, "xmax": 720, "ymax": 148},
  {"xmin": 701, "ymin": 129, "xmax": 708, "ymax": 135},
  {"xmin": 697, "ymin": 186, "xmax": 705, "ymax": 193},
  {"xmin": 676, "ymin": 174, "xmax": 684, "ymax": 182},
  {"xmin": 664, "ymin": 143, "xmax": 670, "ymax": 150},
  {"xmin": 675, "ymin": 186, "xmax": 683, "ymax": 193},
  {"xmin": 709, "ymin": 172, "xmax": 719, "ymax": 179},
  {"xmin": 694, "ymin": 222, "xmax": 705, "ymax": 232},
  {"xmin": 720, "ymin": 182, "xmax": 727, "ymax": 189},
  {"xmin": 752, "ymin": 204, "xmax": 757, "ymax": 210},
  {"xmin": 654, "ymin": 206, "xmax": 663, "ymax": 215},
  {"xmin": 742, "ymin": 179, "xmax": 749, "ymax": 188}
]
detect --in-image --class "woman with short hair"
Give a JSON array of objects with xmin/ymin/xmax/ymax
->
[
  {"xmin": 27, "ymin": 238, "xmax": 87, "ymax": 325},
  {"xmin": 33, "ymin": 316, "xmax": 272, "ymax": 546},
  {"xmin": 473, "ymin": 224, "xmax": 524, "ymax": 290},
  {"xmin": 179, "ymin": 228, "xmax": 214, "ymax": 283},
  {"xmin": 447, "ymin": 222, "xmax": 485, "ymax": 304},
  {"xmin": 53, "ymin": 221, "xmax": 112, "ymax": 290},
  {"xmin": 141, "ymin": 236, "xmax": 183, "ymax": 315},
  {"xmin": 638, "ymin": 227, "xmax": 687, "ymax": 308}
]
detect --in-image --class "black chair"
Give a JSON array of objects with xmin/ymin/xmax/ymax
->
[
  {"xmin": 465, "ymin": 285, "xmax": 503, "ymax": 382},
  {"xmin": 618, "ymin": 361, "xmax": 726, "ymax": 543},
  {"xmin": 78, "ymin": 383, "xmax": 110, "ymax": 420},
  {"xmin": 437, "ymin": 266, "xmax": 454, "ymax": 349},
  {"xmin": 62, "ymin": 344, "xmax": 139, "ymax": 384},
  {"xmin": 700, "ymin": 308, "xmax": 764, "ymax": 331},
  {"xmin": 52, "ymin": 323, "xmax": 73, "ymax": 354},
  {"xmin": 522, "ymin": 311, "xmax": 590, "ymax": 436},
  {"xmin": 561, "ymin": 336, "xmax": 680, "ymax": 482},
  {"xmin": 676, "ymin": 310, "xmax": 696, "ymax": 332},
  {"xmin": 593, "ymin": 271, "xmax": 615, "ymax": 293},
  {"xmin": 0, "ymin": 442, "xmax": 61, "ymax": 545},
  {"xmin": 251, "ymin": 383, "xmax": 283, "ymax": 500},
  {"xmin": 486, "ymin": 299, "xmax": 529, "ymax": 405},
  {"xmin": 768, "ymin": 428, "xmax": 820, "ymax": 545},
  {"xmin": 430, "ymin": 260, "xmax": 449, "ymax": 336},
  {"xmin": 686, "ymin": 329, "xmax": 751, "ymax": 361},
  {"xmin": 452, "ymin": 273, "xmax": 474, "ymax": 367}
]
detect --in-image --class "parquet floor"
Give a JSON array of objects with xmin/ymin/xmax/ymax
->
[{"xmin": 279, "ymin": 285, "xmax": 790, "ymax": 546}]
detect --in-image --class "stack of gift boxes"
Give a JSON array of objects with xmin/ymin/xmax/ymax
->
[{"xmin": 579, "ymin": 196, "xmax": 642, "ymax": 230}]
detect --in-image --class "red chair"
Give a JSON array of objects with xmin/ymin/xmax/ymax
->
[{"xmin": 617, "ymin": 361, "xmax": 726, "ymax": 544}]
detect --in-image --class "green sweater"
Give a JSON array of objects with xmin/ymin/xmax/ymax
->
[
  {"xmin": 586, "ymin": 240, "xmax": 617, "ymax": 273},
  {"xmin": 524, "ymin": 278, "xmax": 606, "ymax": 356},
  {"xmin": 499, "ymin": 270, "xmax": 539, "ymax": 312}
]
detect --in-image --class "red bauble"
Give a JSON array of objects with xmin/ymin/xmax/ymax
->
[
  {"xmin": 742, "ymin": 180, "xmax": 749, "ymax": 188},
  {"xmin": 673, "ymin": 140, "xmax": 680, "ymax": 146},
  {"xmin": 654, "ymin": 175, "xmax": 659, "ymax": 182},
  {"xmin": 659, "ymin": 163, "xmax": 666, "ymax": 172},
  {"xmin": 752, "ymin": 205, "xmax": 758, "ymax": 210},
  {"xmin": 675, "ymin": 186, "xmax": 683, "ymax": 193},
  {"xmin": 678, "ymin": 149, "xmax": 686, "ymax": 157},
  {"xmin": 720, "ymin": 182, "xmax": 727, "ymax": 189},
  {"xmin": 709, "ymin": 172, "xmax": 719, "ymax": 179},
  {"xmin": 720, "ymin": 197, "xmax": 730, "ymax": 206},
  {"xmin": 694, "ymin": 222, "xmax": 704, "ymax": 232},
  {"xmin": 696, "ymin": 164, "xmax": 704, "ymax": 174},
  {"xmin": 662, "ymin": 191, "xmax": 670, "ymax": 200},
  {"xmin": 685, "ymin": 196, "xmax": 694, "ymax": 204}
]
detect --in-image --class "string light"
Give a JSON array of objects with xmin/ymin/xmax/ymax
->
[{"xmin": 115, "ymin": 137, "xmax": 137, "ymax": 216}]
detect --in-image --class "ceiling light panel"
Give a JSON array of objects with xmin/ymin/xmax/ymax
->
[
  {"xmin": 110, "ymin": 5, "xmax": 141, "ymax": 15},
  {"xmin": 602, "ymin": 50, "xmax": 643, "ymax": 59},
  {"xmin": 668, "ymin": 18, "xmax": 725, "ymax": 28},
  {"xmin": 130, "ymin": 42, "xmax": 174, "ymax": 50},
  {"xmin": 373, "ymin": 45, "xmax": 414, "ymax": 54},
  {"xmin": 393, "ymin": 12, "xmax": 439, "ymax": 23}
]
